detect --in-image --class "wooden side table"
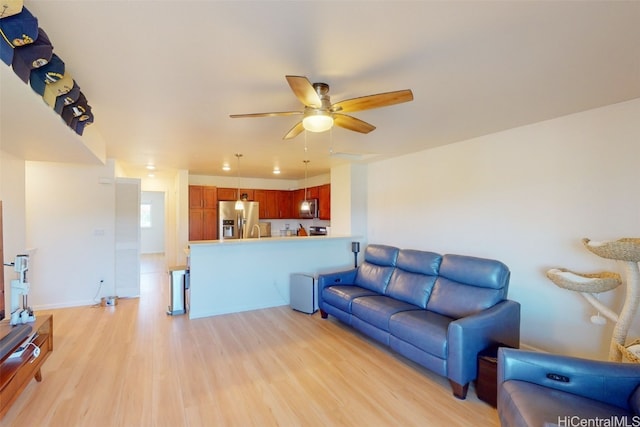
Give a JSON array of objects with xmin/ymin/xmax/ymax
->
[
  {"xmin": 0, "ymin": 314, "xmax": 53, "ymax": 419},
  {"xmin": 476, "ymin": 344, "xmax": 511, "ymax": 407}
]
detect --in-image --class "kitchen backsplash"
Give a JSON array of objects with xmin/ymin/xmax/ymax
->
[{"xmin": 267, "ymin": 219, "xmax": 330, "ymax": 237}]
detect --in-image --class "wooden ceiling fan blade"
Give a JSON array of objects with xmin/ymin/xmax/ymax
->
[
  {"xmin": 283, "ymin": 121, "xmax": 305, "ymax": 140},
  {"xmin": 333, "ymin": 114, "xmax": 376, "ymax": 134},
  {"xmin": 286, "ymin": 75, "xmax": 322, "ymax": 108},
  {"xmin": 230, "ymin": 111, "xmax": 303, "ymax": 118},
  {"xmin": 332, "ymin": 89, "xmax": 413, "ymax": 113}
]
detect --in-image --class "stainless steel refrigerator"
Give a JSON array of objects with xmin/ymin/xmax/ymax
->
[{"xmin": 219, "ymin": 201, "xmax": 260, "ymax": 239}]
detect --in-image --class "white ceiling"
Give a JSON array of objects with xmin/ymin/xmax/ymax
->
[{"xmin": 2, "ymin": 1, "xmax": 639, "ymax": 181}]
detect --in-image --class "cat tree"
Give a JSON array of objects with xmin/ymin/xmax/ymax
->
[{"xmin": 546, "ymin": 238, "xmax": 640, "ymax": 361}]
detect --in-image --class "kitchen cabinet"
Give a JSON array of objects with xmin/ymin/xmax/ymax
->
[
  {"xmin": 189, "ymin": 186, "xmax": 204, "ymax": 208},
  {"xmin": 253, "ymin": 190, "xmax": 292, "ymax": 219},
  {"xmin": 318, "ymin": 184, "xmax": 331, "ymax": 220},
  {"xmin": 307, "ymin": 186, "xmax": 319, "ymax": 199},
  {"xmin": 254, "ymin": 190, "xmax": 277, "ymax": 219},
  {"xmin": 292, "ymin": 189, "xmax": 306, "ymax": 218},
  {"xmin": 197, "ymin": 184, "xmax": 329, "ymax": 223},
  {"xmin": 291, "ymin": 185, "xmax": 330, "ymax": 219},
  {"xmin": 239, "ymin": 189, "xmax": 254, "ymax": 201},
  {"xmin": 217, "ymin": 188, "xmax": 254, "ymax": 201},
  {"xmin": 277, "ymin": 190, "xmax": 293, "ymax": 219},
  {"xmin": 216, "ymin": 187, "xmax": 237, "ymax": 201},
  {"xmin": 202, "ymin": 187, "xmax": 217, "ymax": 208},
  {"xmin": 189, "ymin": 185, "xmax": 218, "ymax": 240}
]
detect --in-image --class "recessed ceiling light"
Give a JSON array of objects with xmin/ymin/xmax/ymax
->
[
  {"xmin": 146, "ymin": 164, "xmax": 156, "ymax": 170},
  {"xmin": 148, "ymin": 173, "xmax": 155, "ymax": 178},
  {"xmin": 273, "ymin": 167, "xmax": 281, "ymax": 174},
  {"xmin": 222, "ymin": 163, "xmax": 231, "ymax": 171}
]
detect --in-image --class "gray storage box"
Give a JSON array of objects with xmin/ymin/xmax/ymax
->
[
  {"xmin": 167, "ymin": 265, "xmax": 189, "ymax": 315},
  {"xmin": 290, "ymin": 273, "xmax": 318, "ymax": 314}
]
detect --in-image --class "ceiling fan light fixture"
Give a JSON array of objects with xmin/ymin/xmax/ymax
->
[{"xmin": 302, "ymin": 111, "xmax": 333, "ymax": 133}]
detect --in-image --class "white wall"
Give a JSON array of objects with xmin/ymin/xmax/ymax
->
[
  {"xmin": 0, "ymin": 151, "xmax": 27, "ymax": 315},
  {"xmin": 189, "ymin": 173, "xmax": 329, "ymax": 191},
  {"xmin": 25, "ymin": 160, "xmax": 117, "ymax": 308},
  {"xmin": 367, "ymin": 98, "xmax": 640, "ymax": 360},
  {"xmin": 140, "ymin": 191, "xmax": 165, "ymax": 254}
]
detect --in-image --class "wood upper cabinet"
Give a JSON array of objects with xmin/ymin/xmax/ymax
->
[
  {"xmin": 254, "ymin": 190, "xmax": 276, "ymax": 218},
  {"xmin": 189, "ymin": 185, "xmax": 218, "ymax": 240},
  {"xmin": 293, "ymin": 189, "xmax": 305, "ymax": 218},
  {"xmin": 240, "ymin": 189, "xmax": 254, "ymax": 201},
  {"xmin": 318, "ymin": 184, "xmax": 331, "ymax": 220},
  {"xmin": 306, "ymin": 186, "xmax": 319, "ymax": 199},
  {"xmin": 203, "ymin": 186, "xmax": 217, "ymax": 209},
  {"xmin": 277, "ymin": 190, "xmax": 293, "ymax": 219},
  {"xmin": 189, "ymin": 186, "xmax": 204, "ymax": 208},
  {"xmin": 252, "ymin": 190, "xmax": 294, "ymax": 219},
  {"xmin": 217, "ymin": 188, "xmax": 254, "ymax": 201},
  {"xmin": 195, "ymin": 185, "xmax": 329, "ymax": 223},
  {"xmin": 216, "ymin": 187, "xmax": 237, "ymax": 201}
]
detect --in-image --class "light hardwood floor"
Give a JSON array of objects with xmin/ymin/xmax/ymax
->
[{"xmin": 2, "ymin": 254, "xmax": 499, "ymax": 426}]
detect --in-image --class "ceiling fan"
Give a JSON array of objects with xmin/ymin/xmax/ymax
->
[{"xmin": 230, "ymin": 75, "xmax": 414, "ymax": 140}]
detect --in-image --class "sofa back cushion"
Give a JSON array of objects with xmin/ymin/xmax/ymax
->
[
  {"xmin": 354, "ymin": 244, "xmax": 399, "ymax": 294},
  {"xmin": 385, "ymin": 250, "xmax": 442, "ymax": 308},
  {"xmin": 426, "ymin": 254, "xmax": 510, "ymax": 318},
  {"xmin": 363, "ymin": 244, "xmax": 399, "ymax": 267}
]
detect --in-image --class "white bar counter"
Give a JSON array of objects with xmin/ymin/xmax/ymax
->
[{"xmin": 188, "ymin": 236, "xmax": 356, "ymax": 319}]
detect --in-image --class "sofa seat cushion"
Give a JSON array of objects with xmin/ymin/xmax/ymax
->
[
  {"xmin": 499, "ymin": 380, "xmax": 631, "ymax": 427},
  {"xmin": 389, "ymin": 310, "xmax": 453, "ymax": 359},
  {"xmin": 322, "ymin": 286, "xmax": 379, "ymax": 313},
  {"xmin": 351, "ymin": 296, "xmax": 418, "ymax": 331}
]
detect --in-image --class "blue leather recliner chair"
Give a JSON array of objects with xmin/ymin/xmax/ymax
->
[{"xmin": 497, "ymin": 348, "xmax": 640, "ymax": 426}]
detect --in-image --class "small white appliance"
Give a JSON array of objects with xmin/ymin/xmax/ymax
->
[{"xmin": 289, "ymin": 273, "xmax": 318, "ymax": 314}]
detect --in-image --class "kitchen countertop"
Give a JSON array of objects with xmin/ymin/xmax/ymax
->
[{"xmin": 189, "ymin": 234, "xmax": 352, "ymax": 246}]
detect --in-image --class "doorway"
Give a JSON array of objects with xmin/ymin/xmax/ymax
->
[{"xmin": 141, "ymin": 191, "xmax": 165, "ymax": 254}]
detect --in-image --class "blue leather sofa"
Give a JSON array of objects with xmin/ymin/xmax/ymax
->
[
  {"xmin": 318, "ymin": 244, "xmax": 520, "ymax": 398},
  {"xmin": 498, "ymin": 348, "xmax": 640, "ymax": 426}
]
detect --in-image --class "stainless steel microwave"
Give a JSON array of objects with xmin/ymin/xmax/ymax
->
[{"xmin": 299, "ymin": 198, "xmax": 318, "ymax": 218}]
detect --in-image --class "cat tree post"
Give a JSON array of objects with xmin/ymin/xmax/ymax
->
[{"xmin": 546, "ymin": 238, "xmax": 640, "ymax": 361}]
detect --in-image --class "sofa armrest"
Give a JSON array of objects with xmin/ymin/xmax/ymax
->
[
  {"xmin": 498, "ymin": 348, "xmax": 640, "ymax": 410},
  {"xmin": 317, "ymin": 269, "xmax": 358, "ymax": 294},
  {"xmin": 447, "ymin": 299, "xmax": 521, "ymax": 386}
]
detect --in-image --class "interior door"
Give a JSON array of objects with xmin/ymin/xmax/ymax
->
[{"xmin": 115, "ymin": 178, "xmax": 141, "ymax": 297}]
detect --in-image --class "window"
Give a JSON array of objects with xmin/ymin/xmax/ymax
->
[{"xmin": 140, "ymin": 203, "xmax": 152, "ymax": 228}]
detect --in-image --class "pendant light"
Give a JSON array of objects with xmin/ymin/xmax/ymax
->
[
  {"xmin": 234, "ymin": 153, "xmax": 244, "ymax": 210},
  {"xmin": 301, "ymin": 160, "xmax": 310, "ymax": 211}
]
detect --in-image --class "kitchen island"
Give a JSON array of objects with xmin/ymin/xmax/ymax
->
[{"xmin": 188, "ymin": 236, "xmax": 356, "ymax": 319}]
